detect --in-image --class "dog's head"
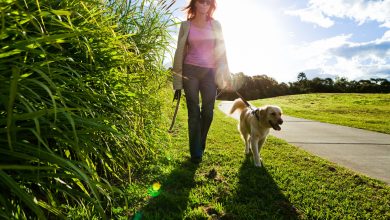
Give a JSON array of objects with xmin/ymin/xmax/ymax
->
[{"xmin": 254, "ymin": 105, "xmax": 283, "ymax": 131}]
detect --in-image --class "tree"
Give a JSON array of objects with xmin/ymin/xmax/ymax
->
[
  {"xmin": 334, "ymin": 76, "xmax": 349, "ymax": 92},
  {"xmin": 297, "ymin": 72, "xmax": 307, "ymax": 82}
]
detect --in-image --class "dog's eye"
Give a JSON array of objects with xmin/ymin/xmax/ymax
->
[{"xmin": 271, "ymin": 112, "xmax": 276, "ymax": 116}]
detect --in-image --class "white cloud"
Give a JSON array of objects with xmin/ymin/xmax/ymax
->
[
  {"xmin": 282, "ymin": 1, "xmax": 390, "ymax": 81},
  {"xmin": 288, "ymin": 31, "xmax": 390, "ymax": 81},
  {"xmin": 285, "ymin": 6, "xmax": 334, "ymax": 28},
  {"xmin": 382, "ymin": 30, "xmax": 390, "ymax": 41},
  {"xmin": 330, "ymin": 31, "xmax": 390, "ymax": 63},
  {"xmin": 286, "ymin": 0, "xmax": 390, "ymax": 28},
  {"xmin": 291, "ymin": 34, "xmax": 352, "ymax": 60}
]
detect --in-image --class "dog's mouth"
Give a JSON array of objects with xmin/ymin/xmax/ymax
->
[{"xmin": 269, "ymin": 120, "xmax": 282, "ymax": 131}]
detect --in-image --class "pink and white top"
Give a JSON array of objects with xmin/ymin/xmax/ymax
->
[{"xmin": 184, "ymin": 21, "xmax": 216, "ymax": 68}]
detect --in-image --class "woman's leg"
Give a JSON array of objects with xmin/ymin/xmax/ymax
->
[
  {"xmin": 183, "ymin": 64, "xmax": 202, "ymax": 160},
  {"xmin": 199, "ymin": 68, "xmax": 217, "ymax": 152}
]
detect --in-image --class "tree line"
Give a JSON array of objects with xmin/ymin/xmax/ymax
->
[{"xmin": 218, "ymin": 72, "xmax": 390, "ymax": 100}]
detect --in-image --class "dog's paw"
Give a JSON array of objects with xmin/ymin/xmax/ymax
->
[
  {"xmin": 254, "ymin": 158, "xmax": 263, "ymax": 167},
  {"xmin": 254, "ymin": 162, "xmax": 262, "ymax": 167}
]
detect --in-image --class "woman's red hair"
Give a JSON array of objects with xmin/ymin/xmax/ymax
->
[{"xmin": 184, "ymin": 0, "xmax": 216, "ymax": 21}]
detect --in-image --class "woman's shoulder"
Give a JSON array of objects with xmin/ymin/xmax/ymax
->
[
  {"xmin": 211, "ymin": 19, "xmax": 220, "ymax": 24},
  {"xmin": 210, "ymin": 19, "xmax": 222, "ymax": 28},
  {"xmin": 177, "ymin": 20, "xmax": 189, "ymax": 31},
  {"xmin": 180, "ymin": 20, "xmax": 190, "ymax": 26}
]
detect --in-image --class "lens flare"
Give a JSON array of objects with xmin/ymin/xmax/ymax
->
[
  {"xmin": 133, "ymin": 211, "xmax": 142, "ymax": 220},
  {"xmin": 152, "ymin": 182, "xmax": 161, "ymax": 191},
  {"xmin": 148, "ymin": 182, "xmax": 161, "ymax": 197}
]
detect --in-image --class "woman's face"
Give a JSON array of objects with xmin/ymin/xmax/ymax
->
[{"xmin": 195, "ymin": 0, "xmax": 211, "ymax": 15}]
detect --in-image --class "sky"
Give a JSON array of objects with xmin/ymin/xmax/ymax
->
[{"xmin": 169, "ymin": 0, "xmax": 390, "ymax": 83}]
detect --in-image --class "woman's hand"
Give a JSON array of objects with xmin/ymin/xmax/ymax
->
[
  {"xmin": 173, "ymin": 90, "xmax": 181, "ymax": 101},
  {"xmin": 224, "ymin": 80, "xmax": 234, "ymax": 92}
]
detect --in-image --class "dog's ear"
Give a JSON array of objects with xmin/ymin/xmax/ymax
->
[{"xmin": 260, "ymin": 108, "xmax": 267, "ymax": 117}]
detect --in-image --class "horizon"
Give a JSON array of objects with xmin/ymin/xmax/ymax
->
[{"xmin": 170, "ymin": 0, "xmax": 390, "ymax": 83}]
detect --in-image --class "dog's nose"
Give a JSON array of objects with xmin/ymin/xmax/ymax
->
[{"xmin": 278, "ymin": 118, "xmax": 283, "ymax": 125}]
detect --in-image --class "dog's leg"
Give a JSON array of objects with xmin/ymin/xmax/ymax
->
[
  {"xmin": 244, "ymin": 134, "xmax": 250, "ymax": 155},
  {"xmin": 257, "ymin": 138, "xmax": 266, "ymax": 165},
  {"xmin": 251, "ymin": 136, "xmax": 262, "ymax": 167},
  {"xmin": 239, "ymin": 124, "xmax": 250, "ymax": 155}
]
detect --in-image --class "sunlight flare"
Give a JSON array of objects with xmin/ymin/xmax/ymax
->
[{"xmin": 215, "ymin": 0, "xmax": 290, "ymax": 81}]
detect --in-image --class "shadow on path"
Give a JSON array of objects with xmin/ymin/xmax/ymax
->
[
  {"xmin": 141, "ymin": 158, "xmax": 199, "ymax": 219},
  {"xmin": 223, "ymin": 156, "xmax": 301, "ymax": 219}
]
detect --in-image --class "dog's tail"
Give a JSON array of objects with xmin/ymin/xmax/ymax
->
[{"xmin": 230, "ymin": 98, "xmax": 247, "ymax": 114}]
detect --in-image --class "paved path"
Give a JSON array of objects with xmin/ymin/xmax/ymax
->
[{"xmin": 218, "ymin": 101, "xmax": 390, "ymax": 184}]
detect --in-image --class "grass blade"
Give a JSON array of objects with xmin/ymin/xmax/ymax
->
[{"xmin": 0, "ymin": 170, "xmax": 46, "ymax": 219}]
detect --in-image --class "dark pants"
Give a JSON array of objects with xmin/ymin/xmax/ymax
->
[{"xmin": 183, "ymin": 64, "xmax": 217, "ymax": 159}]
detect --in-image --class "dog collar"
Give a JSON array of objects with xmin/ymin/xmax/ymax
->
[{"xmin": 251, "ymin": 109, "xmax": 260, "ymax": 121}]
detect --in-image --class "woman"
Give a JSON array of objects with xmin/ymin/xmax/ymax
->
[{"xmin": 172, "ymin": 0, "xmax": 232, "ymax": 164}]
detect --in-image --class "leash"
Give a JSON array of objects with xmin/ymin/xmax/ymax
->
[
  {"xmin": 168, "ymin": 91, "xmax": 181, "ymax": 133},
  {"xmin": 231, "ymin": 90, "xmax": 261, "ymax": 121},
  {"xmin": 217, "ymin": 88, "xmax": 253, "ymax": 109},
  {"xmin": 218, "ymin": 88, "xmax": 259, "ymax": 115},
  {"xmin": 235, "ymin": 90, "xmax": 260, "ymax": 120},
  {"xmin": 169, "ymin": 88, "xmax": 258, "ymax": 132},
  {"xmin": 234, "ymin": 90, "xmax": 254, "ymax": 110}
]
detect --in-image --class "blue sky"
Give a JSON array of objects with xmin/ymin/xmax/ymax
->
[{"xmin": 170, "ymin": 0, "xmax": 390, "ymax": 83}]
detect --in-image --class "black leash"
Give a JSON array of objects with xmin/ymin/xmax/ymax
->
[
  {"xmin": 168, "ymin": 90, "xmax": 181, "ymax": 133},
  {"xmin": 234, "ymin": 90, "xmax": 254, "ymax": 110},
  {"xmin": 169, "ymin": 89, "xmax": 259, "ymax": 132},
  {"xmin": 233, "ymin": 90, "xmax": 261, "ymax": 121},
  {"xmin": 216, "ymin": 88, "xmax": 253, "ymax": 109}
]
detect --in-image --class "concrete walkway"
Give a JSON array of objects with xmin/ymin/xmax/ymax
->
[{"xmin": 218, "ymin": 101, "xmax": 390, "ymax": 184}]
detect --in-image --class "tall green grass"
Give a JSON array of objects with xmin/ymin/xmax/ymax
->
[{"xmin": 0, "ymin": 0, "xmax": 175, "ymax": 218}]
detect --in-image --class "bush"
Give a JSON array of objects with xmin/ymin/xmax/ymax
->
[{"xmin": 0, "ymin": 0, "xmax": 174, "ymax": 218}]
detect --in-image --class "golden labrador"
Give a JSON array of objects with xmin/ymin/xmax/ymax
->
[{"xmin": 230, "ymin": 98, "xmax": 283, "ymax": 167}]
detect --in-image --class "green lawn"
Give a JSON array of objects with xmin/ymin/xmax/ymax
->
[
  {"xmin": 121, "ymin": 95, "xmax": 390, "ymax": 219},
  {"xmin": 251, "ymin": 93, "xmax": 390, "ymax": 134}
]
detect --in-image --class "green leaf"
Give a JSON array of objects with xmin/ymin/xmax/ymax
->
[
  {"xmin": 6, "ymin": 66, "xmax": 20, "ymax": 151},
  {"xmin": 50, "ymin": 9, "xmax": 72, "ymax": 16},
  {"xmin": 13, "ymin": 108, "xmax": 78, "ymax": 121},
  {"xmin": 0, "ymin": 170, "xmax": 46, "ymax": 220},
  {"xmin": 0, "ymin": 165, "xmax": 54, "ymax": 170}
]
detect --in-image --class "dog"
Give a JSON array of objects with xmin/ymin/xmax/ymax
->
[{"xmin": 230, "ymin": 98, "xmax": 283, "ymax": 167}]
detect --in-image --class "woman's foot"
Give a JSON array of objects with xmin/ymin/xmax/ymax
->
[{"xmin": 190, "ymin": 157, "xmax": 202, "ymax": 164}]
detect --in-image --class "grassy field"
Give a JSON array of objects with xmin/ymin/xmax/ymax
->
[
  {"xmin": 251, "ymin": 93, "xmax": 390, "ymax": 134},
  {"xmin": 122, "ymin": 94, "xmax": 390, "ymax": 219}
]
